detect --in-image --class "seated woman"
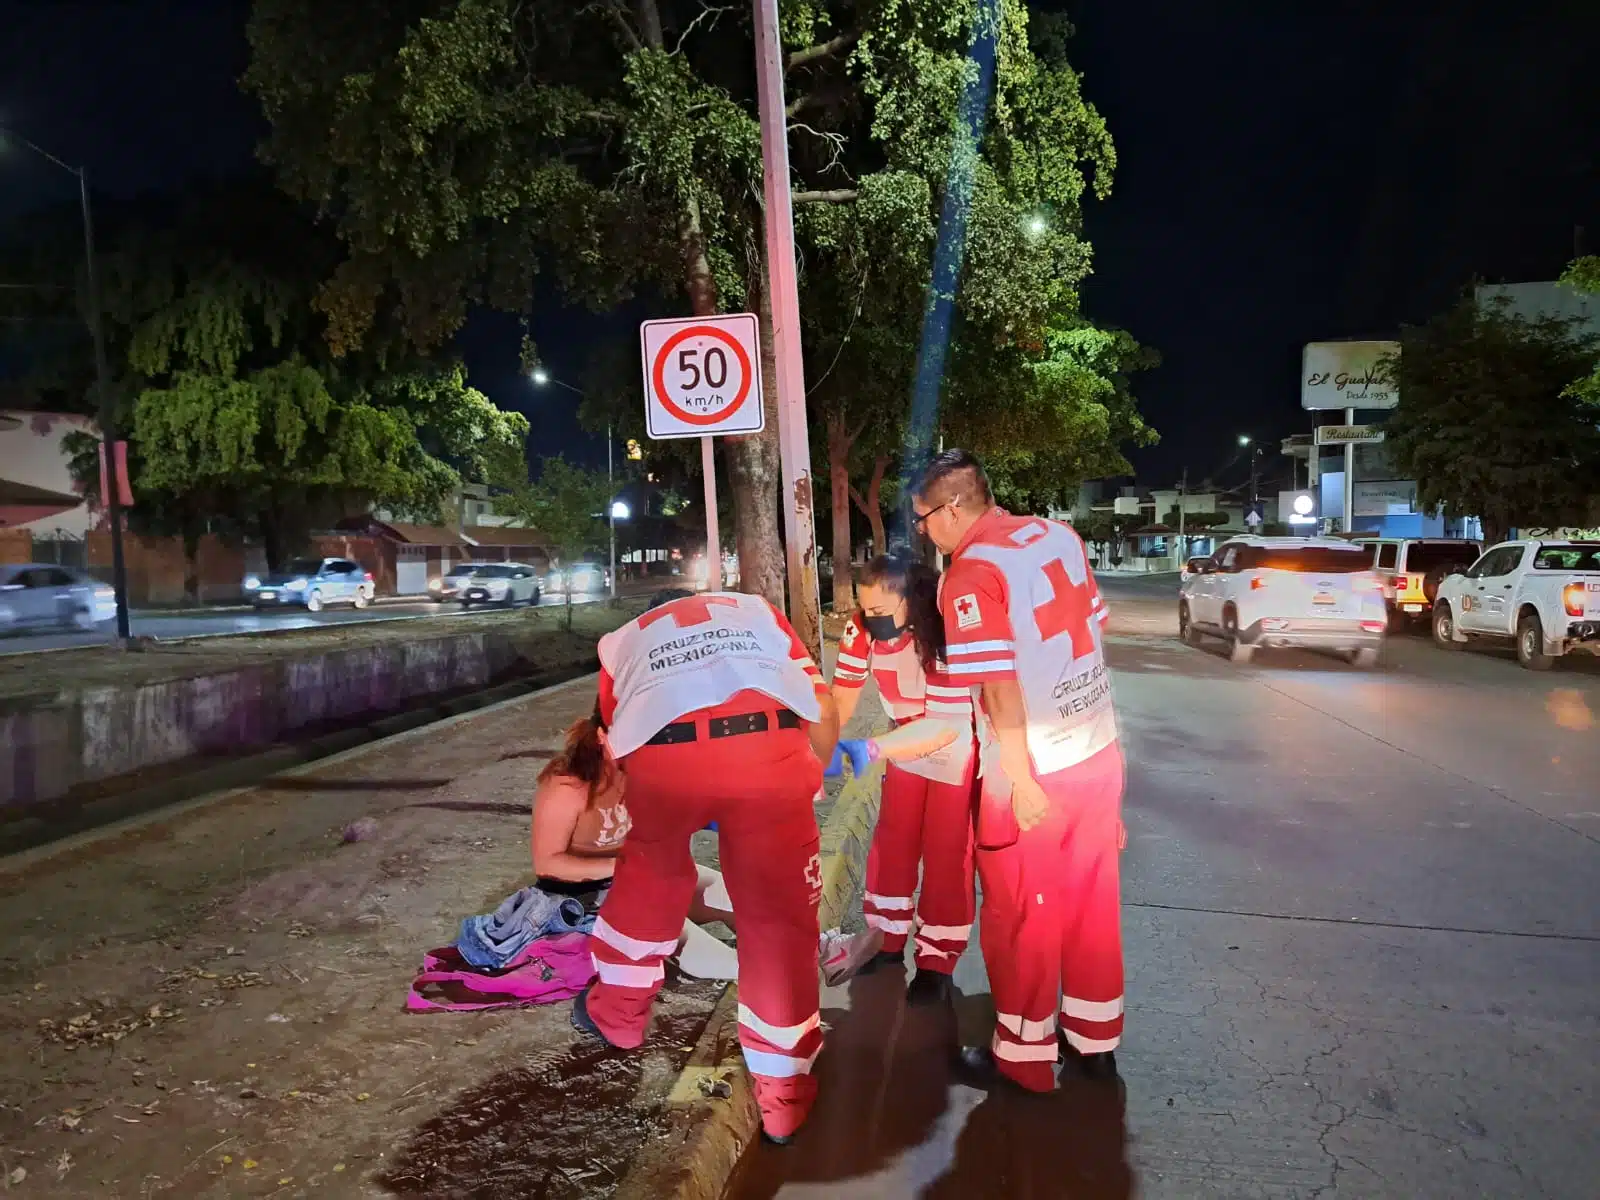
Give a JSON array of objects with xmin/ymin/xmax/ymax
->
[{"xmin": 533, "ymin": 712, "xmax": 741, "ymax": 980}]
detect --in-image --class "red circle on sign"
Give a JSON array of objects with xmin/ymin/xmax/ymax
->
[{"xmin": 651, "ymin": 324, "xmax": 754, "ymax": 428}]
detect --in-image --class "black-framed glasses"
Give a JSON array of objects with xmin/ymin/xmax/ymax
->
[{"xmin": 911, "ymin": 501, "xmax": 952, "ymax": 532}]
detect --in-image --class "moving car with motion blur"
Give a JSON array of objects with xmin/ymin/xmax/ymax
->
[
  {"xmin": 1352, "ymin": 537, "xmax": 1481, "ymax": 628},
  {"xmin": 244, "ymin": 558, "xmax": 375, "ymax": 613},
  {"xmin": 1179, "ymin": 537, "xmax": 1387, "ymax": 666},
  {"xmin": 1180, "ymin": 556, "xmax": 1212, "ymax": 585},
  {"xmin": 429, "ymin": 561, "xmax": 488, "ymax": 603},
  {"xmin": 458, "ymin": 562, "xmax": 542, "ymax": 609},
  {"xmin": 546, "ymin": 561, "xmax": 607, "ymax": 596},
  {"xmin": 1432, "ymin": 540, "xmax": 1600, "ymax": 669},
  {"xmin": 0, "ymin": 564, "xmax": 116, "ymax": 634}
]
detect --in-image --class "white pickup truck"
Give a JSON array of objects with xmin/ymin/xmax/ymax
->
[{"xmin": 1432, "ymin": 540, "xmax": 1600, "ymax": 669}]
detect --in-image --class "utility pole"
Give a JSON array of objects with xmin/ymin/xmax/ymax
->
[
  {"xmin": 78, "ymin": 167, "xmax": 131, "ymax": 639},
  {"xmin": 752, "ymin": 0, "xmax": 822, "ymax": 657},
  {"xmin": 1341, "ymin": 404, "xmax": 1356, "ymax": 533},
  {"xmin": 1176, "ymin": 467, "xmax": 1187, "ymax": 565}
]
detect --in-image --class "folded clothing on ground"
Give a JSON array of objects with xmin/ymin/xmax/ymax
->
[{"xmin": 456, "ymin": 885, "xmax": 598, "ymax": 969}]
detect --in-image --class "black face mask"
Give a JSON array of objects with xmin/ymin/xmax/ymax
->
[{"xmin": 862, "ymin": 613, "xmax": 906, "ymax": 642}]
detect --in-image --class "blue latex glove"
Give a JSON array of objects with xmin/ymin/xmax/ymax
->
[
  {"xmin": 824, "ymin": 738, "xmax": 877, "ymax": 779},
  {"xmin": 703, "ymin": 821, "xmax": 719, "ymax": 833}
]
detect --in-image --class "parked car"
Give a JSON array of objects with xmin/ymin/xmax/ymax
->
[
  {"xmin": 1432, "ymin": 540, "xmax": 1600, "ymax": 669},
  {"xmin": 0, "ymin": 564, "xmax": 116, "ymax": 633},
  {"xmin": 1353, "ymin": 537, "xmax": 1481, "ymax": 626},
  {"xmin": 459, "ymin": 562, "xmax": 542, "ymax": 608},
  {"xmin": 1179, "ymin": 537, "xmax": 1387, "ymax": 666},
  {"xmin": 429, "ymin": 561, "xmax": 489, "ymax": 603},
  {"xmin": 244, "ymin": 558, "xmax": 374, "ymax": 612}
]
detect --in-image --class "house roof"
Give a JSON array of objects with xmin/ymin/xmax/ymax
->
[
  {"xmin": 0, "ymin": 477, "xmax": 83, "ymax": 507},
  {"xmin": 364, "ymin": 520, "xmax": 472, "ymax": 547},
  {"xmin": 463, "ymin": 525, "xmax": 550, "ymax": 547}
]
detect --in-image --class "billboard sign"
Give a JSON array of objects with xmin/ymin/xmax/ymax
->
[{"xmin": 1302, "ymin": 341, "xmax": 1399, "ymax": 411}]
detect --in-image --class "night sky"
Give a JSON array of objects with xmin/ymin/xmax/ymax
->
[{"xmin": 4, "ymin": 0, "xmax": 1597, "ymax": 491}]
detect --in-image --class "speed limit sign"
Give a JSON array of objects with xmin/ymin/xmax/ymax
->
[{"xmin": 640, "ymin": 313, "xmax": 765, "ymax": 440}]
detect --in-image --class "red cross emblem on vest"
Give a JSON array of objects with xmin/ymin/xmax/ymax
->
[
  {"xmin": 638, "ymin": 594, "xmax": 741, "ymax": 629},
  {"xmin": 1032, "ymin": 559, "xmax": 1097, "ymax": 659}
]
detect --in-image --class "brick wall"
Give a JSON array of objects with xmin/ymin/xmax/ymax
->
[
  {"xmin": 86, "ymin": 533, "xmax": 252, "ymax": 605},
  {"xmin": 0, "ymin": 529, "xmax": 32, "ymax": 565}
]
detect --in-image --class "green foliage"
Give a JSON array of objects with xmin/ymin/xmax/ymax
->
[
  {"xmin": 1163, "ymin": 509, "xmax": 1228, "ymax": 529},
  {"xmin": 1560, "ymin": 257, "xmax": 1600, "ymax": 405},
  {"xmin": 498, "ymin": 456, "xmax": 610, "ymax": 627},
  {"xmin": 499, "ymin": 457, "xmax": 610, "ymax": 563},
  {"xmin": 8, "ymin": 181, "xmax": 529, "ymax": 566},
  {"xmin": 1383, "ymin": 294, "xmax": 1600, "ymax": 545}
]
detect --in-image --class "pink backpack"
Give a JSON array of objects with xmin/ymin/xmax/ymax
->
[{"xmin": 406, "ymin": 934, "xmax": 596, "ymax": 1012}]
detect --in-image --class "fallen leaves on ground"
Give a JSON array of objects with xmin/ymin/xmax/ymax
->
[{"xmin": 38, "ymin": 1003, "xmax": 183, "ymax": 1049}]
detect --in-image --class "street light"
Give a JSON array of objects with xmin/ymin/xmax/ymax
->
[
  {"xmin": 0, "ymin": 125, "xmax": 131, "ymax": 639},
  {"xmin": 530, "ymin": 368, "xmax": 621, "ymax": 600},
  {"xmin": 1238, "ymin": 434, "xmax": 1252, "ymax": 447}
]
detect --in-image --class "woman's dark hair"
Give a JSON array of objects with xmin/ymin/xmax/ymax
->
[
  {"xmin": 855, "ymin": 554, "xmax": 945, "ymax": 673},
  {"xmin": 537, "ymin": 704, "xmax": 616, "ymax": 807}
]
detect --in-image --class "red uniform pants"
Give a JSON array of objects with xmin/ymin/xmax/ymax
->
[
  {"xmin": 976, "ymin": 741, "xmax": 1125, "ymax": 1092},
  {"xmin": 862, "ymin": 759, "xmax": 977, "ymax": 972},
  {"xmin": 585, "ymin": 690, "xmax": 825, "ymax": 1139}
]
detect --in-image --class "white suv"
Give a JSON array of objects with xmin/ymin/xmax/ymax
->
[{"xmin": 1179, "ymin": 537, "xmax": 1388, "ymax": 665}]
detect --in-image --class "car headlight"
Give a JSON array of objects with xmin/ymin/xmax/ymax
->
[
  {"xmin": 244, "ymin": 575, "xmax": 261, "ymax": 590},
  {"xmin": 286, "ymin": 578, "xmax": 309, "ymax": 591},
  {"xmin": 428, "ymin": 577, "xmax": 443, "ymax": 591}
]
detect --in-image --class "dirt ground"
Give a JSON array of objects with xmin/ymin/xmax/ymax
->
[
  {"xmin": 0, "ymin": 626, "xmax": 872, "ymax": 1199},
  {"xmin": 0, "ymin": 603, "xmax": 631, "ymax": 701},
  {"xmin": 0, "ymin": 674, "xmax": 728, "ymax": 1198}
]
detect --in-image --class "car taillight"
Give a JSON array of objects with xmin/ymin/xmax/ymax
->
[
  {"xmin": 364, "ymin": 571, "xmax": 374, "ymax": 582},
  {"xmin": 1564, "ymin": 584, "xmax": 1585, "ymax": 617},
  {"xmin": 1361, "ymin": 619, "xmax": 1387, "ymax": 633},
  {"xmin": 1250, "ymin": 577, "xmax": 1267, "ymax": 590}
]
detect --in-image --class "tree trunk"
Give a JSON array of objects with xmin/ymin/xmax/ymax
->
[
  {"xmin": 182, "ymin": 526, "xmax": 202, "ymax": 606},
  {"xmin": 827, "ymin": 410, "xmax": 854, "ymax": 612},
  {"xmin": 850, "ymin": 455, "xmax": 889, "ymax": 558},
  {"xmin": 725, "ymin": 272, "xmax": 786, "ymax": 608}
]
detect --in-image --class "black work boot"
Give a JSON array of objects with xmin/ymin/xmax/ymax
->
[
  {"xmin": 1058, "ymin": 1030, "xmax": 1118, "ymax": 1081},
  {"xmin": 570, "ymin": 986, "xmax": 613, "ymax": 1044},
  {"xmin": 905, "ymin": 968, "xmax": 954, "ymax": 1007}
]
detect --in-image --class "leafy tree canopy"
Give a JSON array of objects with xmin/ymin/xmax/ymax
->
[
  {"xmin": 1383, "ymin": 294, "xmax": 1600, "ymax": 546},
  {"xmin": 9, "ymin": 180, "xmax": 528, "ymax": 569}
]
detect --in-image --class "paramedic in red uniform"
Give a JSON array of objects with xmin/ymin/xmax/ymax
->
[
  {"xmin": 570, "ymin": 588, "xmax": 840, "ymax": 1144},
  {"xmin": 911, "ymin": 449, "xmax": 1125, "ymax": 1092},
  {"xmin": 830, "ymin": 554, "xmax": 977, "ymax": 1005}
]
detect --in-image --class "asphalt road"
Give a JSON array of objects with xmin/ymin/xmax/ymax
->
[
  {"xmin": 0, "ymin": 591, "xmax": 604, "ymax": 655},
  {"xmin": 731, "ymin": 573, "xmax": 1600, "ymax": 1199}
]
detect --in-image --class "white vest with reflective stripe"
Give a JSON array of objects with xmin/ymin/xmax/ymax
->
[
  {"xmin": 599, "ymin": 592, "xmax": 822, "ymax": 758},
  {"xmin": 962, "ymin": 520, "xmax": 1118, "ymax": 777}
]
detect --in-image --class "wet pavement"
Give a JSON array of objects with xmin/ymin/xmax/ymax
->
[{"xmin": 727, "ymin": 577, "xmax": 1600, "ymax": 1199}]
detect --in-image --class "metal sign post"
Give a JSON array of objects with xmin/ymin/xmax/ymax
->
[
  {"xmin": 752, "ymin": 0, "xmax": 822, "ymax": 658},
  {"xmin": 640, "ymin": 314, "xmax": 765, "ymax": 594},
  {"xmin": 1342, "ymin": 406, "xmax": 1356, "ymax": 534}
]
